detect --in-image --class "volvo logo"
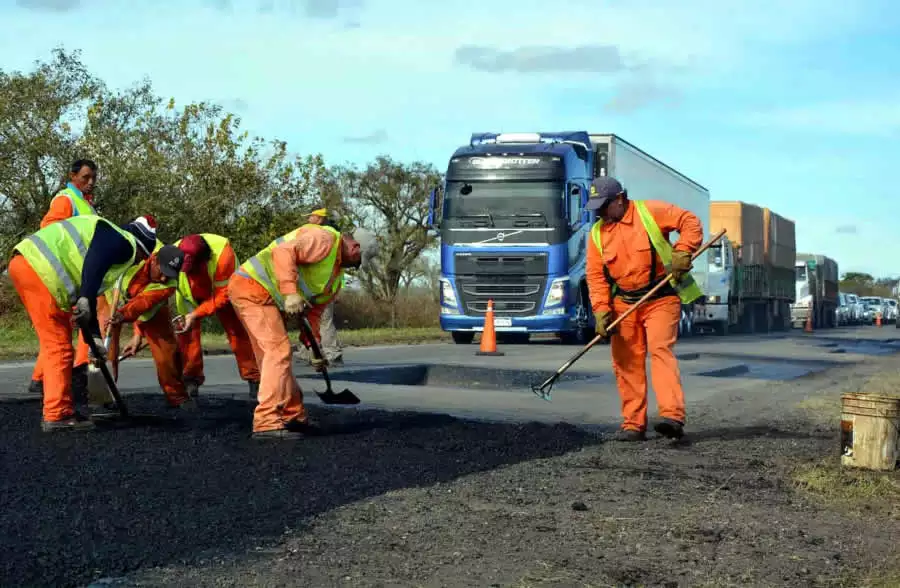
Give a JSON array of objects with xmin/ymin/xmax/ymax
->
[{"xmin": 496, "ymin": 232, "xmax": 505, "ymax": 242}]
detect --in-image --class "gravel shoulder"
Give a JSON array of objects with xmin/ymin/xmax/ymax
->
[{"xmin": 3, "ymin": 351, "xmax": 900, "ymax": 588}]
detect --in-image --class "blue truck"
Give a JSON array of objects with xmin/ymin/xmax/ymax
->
[{"xmin": 427, "ymin": 131, "xmax": 710, "ymax": 345}]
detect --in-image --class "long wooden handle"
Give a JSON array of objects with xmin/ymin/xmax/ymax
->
[{"xmin": 603, "ymin": 228, "xmax": 727, "ymax": 335}]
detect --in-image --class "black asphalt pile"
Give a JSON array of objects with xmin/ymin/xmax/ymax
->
[{"xmin": 0, "ymin": 394, "xmax": 600, "ymax": 587}]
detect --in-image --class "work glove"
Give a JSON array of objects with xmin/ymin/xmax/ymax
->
[
  {"xmin": 284, "ymin": 293, "xmax": 308, "ymax": 316},
  {"xmin": 106, "ymin": 311, "xmax": 125, "ymax": 330},
  {"xmin": 594, "ymin": 311, "xmax": 612, "ymax": 338},
  {"xmin": 180, "ymin": 312, "xmax": 197, "ymax": 333},
  {"xmin": 670, "ymin": 250, "xmax": 693, "ymax": 282},
  {"xmin": 310, "ymin": 357, "xmax": 328, "ymax": 373},
  {"xmin": 72, "ymin": 296, "xmax": 92, "ymax": 328}
]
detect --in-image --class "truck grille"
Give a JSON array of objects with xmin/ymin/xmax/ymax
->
[{"xmin": 454, "ymin": 253, "xmax": 548, "ymax": 317}]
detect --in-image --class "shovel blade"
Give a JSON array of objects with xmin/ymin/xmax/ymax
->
[
  {"xmin": 87, "ymin": 364, "xmax": 113, "ymax": 405},
  {"xmin": 316, "ymin": 388, "xmax": 360, "ymax": 405}
]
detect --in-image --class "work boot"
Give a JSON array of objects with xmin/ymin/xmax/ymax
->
[
  {"xmin": 608, "ymin": 428, "xmax": 646, "ymax": 442},
  {"xmin": 184, "ymin": 379, "xmax": 200, "ymax": 398},
  {"xmin": 286, "ymin": 417, "xmax": 323, "ymax": 436},
  {"xmin": 252, "ymin": 428, "xmax": 304, "ymax": 440},
  {"xmin": 27, "ymin": 379, "xmax": 43, "ymax": 396},
  {"xmin": 41, "ymin": 412, "xmax": 96, "ymax": 433},
  {"xmin": 654, "ymin": 418, "xmax": 685, "ymax": 440}
]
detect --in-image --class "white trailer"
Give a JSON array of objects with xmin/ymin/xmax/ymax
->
[{"xmin": 588, "ymin": 134, "xmax": 711, "ymax": 337}]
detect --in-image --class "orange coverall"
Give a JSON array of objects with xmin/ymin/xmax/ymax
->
[
  {"xmin": 9, "ymin": 255, "xmax": 81, "ymax": 421},
  {"xmin": 176, "ymin": 244, "xmax": 259, "ymax": 386},
  {"xmin": 227, "ymin": 227, "xmax": 333, "ymax": 433},
  {"xmin": 31, "ymin": 193, "xmax": 109, "ymax": 384},
  {"xmin": 586, "ymin": 199, "xmax": 703, "ymax": 432},
  {"xmin": 116, "ymin": 264, "xmax": 190, "ymax": 407}
]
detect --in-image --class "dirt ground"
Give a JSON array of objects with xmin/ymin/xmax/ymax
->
[{"xmin": 2, "ymin": 354, "xmax": 900, "ymax": 588}]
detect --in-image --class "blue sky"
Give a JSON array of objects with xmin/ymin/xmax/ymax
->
[{"xmin": 3, "ymin": 0, "xmax": 900, "ymax": 277}]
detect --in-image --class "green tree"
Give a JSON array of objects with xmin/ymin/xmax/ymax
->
[{"xmin": 326, "ymin": 155, "xmax": 442, "ymax": 324}]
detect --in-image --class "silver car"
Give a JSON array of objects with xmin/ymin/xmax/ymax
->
[
  {"xmin": 845, "ymin": 293, "xmax": 864, "ymax": 325},
  {"xmin": 886, "ymin": 298, "xmax": 898, "ymax": 324}
]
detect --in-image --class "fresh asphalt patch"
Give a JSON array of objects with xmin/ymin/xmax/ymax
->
[{"xmin": 0, "ymin": 393, "xmax": 599, "ymax": 587}]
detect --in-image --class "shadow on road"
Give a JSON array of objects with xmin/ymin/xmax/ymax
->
[{"xmin": 0, "ymin": 394, "xmax": 601, "ymax": 587}]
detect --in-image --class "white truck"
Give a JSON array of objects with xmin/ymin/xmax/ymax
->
[{"xmin": 588, "ymin": 134, "xmax": 710, "ymax": 338}]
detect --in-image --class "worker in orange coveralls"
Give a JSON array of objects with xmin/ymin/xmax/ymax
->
[
  {"xmin": 173, "ymin": 234, "xmax": 260, "ymax": 398},
  {"xmin": 227, "ymin": 223, "xmax": 378, "ymax": 440},
  {"xmin": 28, "ymin": 158, "xmax": 107, "ymax": 399},
  {"xmin": 107, "ymin": 244, "xmax": 193, "ymax": 410},
  {"xmin": 585, "ymin": 176, "xmax": 704, "ymax": 442}
]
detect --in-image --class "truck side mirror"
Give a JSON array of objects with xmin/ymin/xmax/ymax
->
[{"xmin": 427, "ymin": 187, "xmax": 437, "ymax": 228}]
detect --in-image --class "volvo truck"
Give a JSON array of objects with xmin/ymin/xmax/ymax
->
[
  {"xmin": 427, "ymin": 132, "xmax": 710, "ymax": 344},
  {"xmin": 792, "ymin": 253, "xmax": 838, "ymax": 328}
]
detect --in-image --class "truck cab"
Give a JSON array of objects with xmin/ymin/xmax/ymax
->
[{"xmin": 428, "ymin": 132, "xmax": 597, "ymax": 344}]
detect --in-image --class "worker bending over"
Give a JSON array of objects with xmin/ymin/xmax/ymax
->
[
  {"xmin": 28, "ymin": 158, "xmax": 104, "ymax": 398},
  {"xmin": 585, "ymin": 176, "xmax": 704, "ymax": 441},
  {"xmin": 173, "ymin": 233, "xmax": 260, "ymax": 398},
  {"xmin": 106, "ymin": 241, "xmax": 191, "ymax": 410},
  {"xmin": 8, "ymin": 214, "xmax": 161, "ymax": 432},
  {"xmin": 295, "ymin": 208, "xmax": 344, "ymax": 367},
  {"xmin": 228, "ymin": 222, "xmax": 377, "ymax": 440}
]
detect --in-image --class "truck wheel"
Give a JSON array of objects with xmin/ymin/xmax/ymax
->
[
  {"xmin": 451, "ymin": 332, "xmax": 475, "ymax": 345},
  {"xmin": 562, "ymin": 283, "xmax": 594, "ymax": 345}
]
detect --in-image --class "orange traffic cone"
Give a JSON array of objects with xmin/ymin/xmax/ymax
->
[
  {"xmin": 804, "ymin": 312, "xmax": 813, "ymax": 333},
  {"xmin": 476, "ymin": 299, "xmax": 505, "ymax": 357},
  {"xmin": 876, "ymin": 312, "xmax": 882, "ymax": 327}
]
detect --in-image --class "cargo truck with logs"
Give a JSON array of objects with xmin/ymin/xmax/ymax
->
[
  {"xmin": 693, "ymin": 202, "xmax": 797, "ymax": 334},
  {"xmin": 791, "ymin": 253, "xmax": 839, "ymax": 329}
]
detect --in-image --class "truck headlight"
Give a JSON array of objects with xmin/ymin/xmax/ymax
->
[
  {"xmin": 544, "ymin": 278, "xmax": 567, "ymax": 307},
  {"xmin": 440, "ymin": 279, "xmax": 458, "ymax": 309}
]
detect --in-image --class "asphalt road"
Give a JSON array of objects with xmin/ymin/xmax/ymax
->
[
  {"xmin": 3, "ymin": 325, "xmax": 900, "ymax": 587},
  {"xmin": 2, "ymin": 325, "xmax": 898, "ymax": 431}
]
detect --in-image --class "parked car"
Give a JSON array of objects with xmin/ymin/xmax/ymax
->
[
  {"xmin": 845, "ymin": 293, "xmax": 864, "ymax": 325},
  {"xmin": 836, "ymin": 293, "xmax": 851, "ymax": 326},
  {"xmin": 860, "ymin": 296, "xmax": 887, "ymax": 324},
  {"xmin": 884, "ymin": 298, "xmax": 898, "ymax": 324}
]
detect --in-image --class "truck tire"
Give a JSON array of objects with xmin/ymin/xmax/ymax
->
[
  {"xmin": 561, "ymin": 283, "xmax": 595, "ymax": 345},
  {"xmin": 452, "ymin": 331, "xmax": 475, "ymax": 344}
]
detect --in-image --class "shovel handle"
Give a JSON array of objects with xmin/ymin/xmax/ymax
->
[{"xmin": 537, "ymin": 228, "xmax": 727, "ymax": 390}]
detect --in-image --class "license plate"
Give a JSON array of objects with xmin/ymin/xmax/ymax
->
[{"xmin": 494, "ymin": 317, "xmax": 512, "ymax": 327}]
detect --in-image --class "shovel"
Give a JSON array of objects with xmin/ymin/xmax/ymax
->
[
  {"xmin": 531, "ymin": 229, "xmax": 727, "ymax": 401},
  {"xmin": 86, "ymin": 277, "xmax": 125, "ymax": 415},
  {"xmin": 295, "ymin": 313, "xmax": 360, "ymax": 405}
]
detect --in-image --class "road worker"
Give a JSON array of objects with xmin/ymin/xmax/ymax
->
[
  {"xmin": 585, "ymin": 176, "xmax": 703, "ymax": 441},
  {"xmin": 7, "ymin": 213, "xmax": 161, "ymax": 431},
  {"xmin": 28, "ymin": 159, "xmax": 105, "ymax": 398},
  {"xmin": 106, "ymin": 241, "xmax": 191, "ymax": 410},
  {"xmin": 228, "ymin": 222, "xmax": 378, "ymax": 440},
  {"xmin": 295, "ymin": 208, "xmax": 345, "ymax": 367},
  {"xmin": 172, "ymin": 233, "xmax": 260, "ymax": 398}
]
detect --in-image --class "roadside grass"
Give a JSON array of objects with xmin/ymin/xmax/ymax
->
[{"xmin": 0, "ymin": 314, "xmax": 448, "ymax": 361}]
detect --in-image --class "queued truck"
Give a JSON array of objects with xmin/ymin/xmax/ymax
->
[
  {"xmin": 692, "ymin": 202, "xmax": 796, "ymax": 334},
  {"xmin": 791, "ymin": 253, "xmax": 839, "ymax": 329},
  {"xmin": 427, "ymin": 131, "xmax": 710, "ymax": 344}
]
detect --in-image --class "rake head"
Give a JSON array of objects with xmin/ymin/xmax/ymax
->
[{"xmin": 530, "ymin": 377, "xmax": 556, "ymax": 402}]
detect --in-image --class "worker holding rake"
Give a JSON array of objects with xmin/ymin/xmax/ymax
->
[
  {"xmin": 585, "ymin": 176, "xmax": 704, "ymax": 442},
  {"xmin": 227, "ymin": 222, "xmax": 377, "ymax": 440}
]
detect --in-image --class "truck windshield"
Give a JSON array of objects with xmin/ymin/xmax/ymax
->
[
  {"xmin": 796, "ymin": 266, "xmax": 807, "ymax": 281},
  {"xmin": 443, "ymin": 180, "xmax": 563, "ymax": 225}
]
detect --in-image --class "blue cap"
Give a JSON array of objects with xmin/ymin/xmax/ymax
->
[{"xmin": 584, "ymin": 176, "xmax": 625, "ymax": 211}]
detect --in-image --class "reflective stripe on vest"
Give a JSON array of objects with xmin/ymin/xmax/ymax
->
[
  {"xmin": 13, "ymin": 216, "xmax": 138, "ymax": 309},
  {"xmin": 235, "ymin": 224, "xmax": 344, "ymax": 309},
  {"xmin": 53, "ymin": 185, "xmax": 96, "ymax": 217},
  {"xmin": 173, "ymin": 234, "xmax": 234, "ymax": 316},
  {"xmin": 589, "ymin": 200, "xmax": 704, "ymax": 304},
  {"xmin": 106, "ymin": 239, "xmax": 169, "ymax": 323}
]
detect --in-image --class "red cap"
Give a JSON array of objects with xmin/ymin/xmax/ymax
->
[{"xmin": 178, "ymin": 234, "xmax": 207, "ymax": 273}]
